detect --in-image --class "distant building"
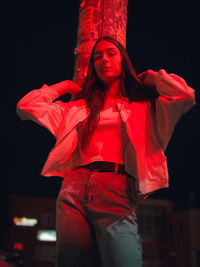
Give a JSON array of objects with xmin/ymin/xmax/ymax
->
[
  {"xmin": 8, "ymin": 195, "xmax": 56, "ymax": 267},
  {"xmin": 170, "ymin": 208, "xmax": 200, "ymax": 267},
  {"xmin": 137, "ymin": 198, "xmax": 174, "ymax": 267}
]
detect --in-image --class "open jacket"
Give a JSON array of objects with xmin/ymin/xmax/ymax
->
[{"xmin": 17, "ymin": 69, "xmax": 195, "ymax": 195}]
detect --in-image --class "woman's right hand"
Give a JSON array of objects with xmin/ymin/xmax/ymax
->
[
  {"xmin": 65, "ymin": 80, "xmax": 82, "ymax": 96},
  {"xmin": 49, "ymin": 80, "xmax": 82, "ymax": 97}
]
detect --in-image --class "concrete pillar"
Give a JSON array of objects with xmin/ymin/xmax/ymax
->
[{"xmin": 73, "ymin": 0, "xmax": 128, "ymax": 86}]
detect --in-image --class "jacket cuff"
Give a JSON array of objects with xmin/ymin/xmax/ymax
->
[
  {"xmin": 41, "ymin": 84, "xmax": 61, "ymax": 100},
  {"xmin": 155, "ymin": 69, "xmax": 195, "ymax": 98}
]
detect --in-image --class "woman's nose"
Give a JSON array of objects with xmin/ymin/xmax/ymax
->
[{"xmin": 101, "ymin": 55, "xmax": 108, "ymax": 63}]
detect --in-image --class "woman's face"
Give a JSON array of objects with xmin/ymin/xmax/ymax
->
[{"xmin": 93, "ymin": 40, "xmax": 122, "ymax": 85}]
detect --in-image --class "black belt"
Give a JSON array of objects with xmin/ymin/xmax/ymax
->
[{"xmin": 76, "ymin": 161, "xmax": 126, "ymax": 175}]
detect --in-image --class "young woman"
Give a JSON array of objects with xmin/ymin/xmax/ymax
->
[{"xmin": 17, "ymin": 36, "xmax": 195, "ymax": 267}]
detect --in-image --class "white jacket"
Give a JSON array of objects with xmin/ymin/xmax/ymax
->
[{"xmin": 17, "ymin": 69, "xmax": 196, "ymax": 195}]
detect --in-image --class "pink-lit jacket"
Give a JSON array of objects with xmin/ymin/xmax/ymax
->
[{"xmin": 17, "ymin": 69, "xmax": 195, "ymax": 195}]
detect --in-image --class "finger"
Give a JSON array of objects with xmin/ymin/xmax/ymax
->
[
  {"xmin": 137, "ymin": 72, "xmax": 147, "ymax": 82},
  {"xmin": 137, "ymin": 71, "xmax": 146, "ymax": 78}
]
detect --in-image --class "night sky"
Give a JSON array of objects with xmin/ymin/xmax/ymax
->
[{"xmin": 1, "ymin": 0, "xmax": 200, "ymax": 238}]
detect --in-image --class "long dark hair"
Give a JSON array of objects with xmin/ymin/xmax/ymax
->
[{"xmin": 75, "ymin": 36, "xmax": 159, "ymax": 150}]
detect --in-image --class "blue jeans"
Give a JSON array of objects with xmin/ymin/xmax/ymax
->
[{"xmin": 56, "ymin": 168, "xmax": 142, "ymax": 267}]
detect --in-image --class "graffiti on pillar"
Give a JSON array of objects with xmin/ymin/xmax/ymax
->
[{"xmin": 73, "ymin": 0, "xmax": 128, "ymax": 87}]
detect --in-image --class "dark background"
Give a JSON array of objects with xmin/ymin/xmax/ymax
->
[{"xmin": 1, "ymin": 0, "xmax": 200, "ymax": 243}]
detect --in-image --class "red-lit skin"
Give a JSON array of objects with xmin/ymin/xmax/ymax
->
[
  {"xmin": 93, "ymin": 40, "xmax": 158, "ymax": 97},
  {"xmin": 93, "ymin": 40, "xmax": 122, "ymax": 98},
  {"xmin": 138, "ymin": 69, "xmax": 157, "ymax": 87}
]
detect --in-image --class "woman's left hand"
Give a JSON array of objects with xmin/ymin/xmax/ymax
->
[{"xmin": 138, "ymin": 70, "xmax": 158, "ymax": 87}]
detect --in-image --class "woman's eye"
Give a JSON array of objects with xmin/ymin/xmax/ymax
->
[
  {"xmin": 95, "ymin": 56, "xmax": 101, "ymax": 60},
  {"xmin": 109, "ymin": 53, "xmax": 115, "ymax": 56}
]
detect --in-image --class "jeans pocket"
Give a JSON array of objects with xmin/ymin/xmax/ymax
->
[{"xmin": 126, "ymin": 175, "xmax": 141, "ymax": 205}]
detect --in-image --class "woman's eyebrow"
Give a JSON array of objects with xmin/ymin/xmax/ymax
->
[
  {"xmin": 94, "ymin": 48, "xmax": 117, "ymax": 55},
  {"xmin": 107, "ymin": 48, "xmax": 117, "ymax": 52}
]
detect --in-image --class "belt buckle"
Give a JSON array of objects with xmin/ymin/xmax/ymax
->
[{"xmin": 114, "ymin": 163, "xmax": 119, "ymax": 175}]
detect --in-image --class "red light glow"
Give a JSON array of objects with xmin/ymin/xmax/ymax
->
[{"xmin": 13, "ymin": 242, "xmax": 24, "ymax": 251}]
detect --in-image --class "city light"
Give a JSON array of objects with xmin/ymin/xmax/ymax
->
[
  {"xmin": 13, "ymin": 217, "xmax": 38, "ymax": 227},
  {"xmin": 36, "ymin": 230, "xmax": 56, "ymax": 242},
  {"xmin": 13, "ymin": 242, "xmax": 24, "ymax": 251}
]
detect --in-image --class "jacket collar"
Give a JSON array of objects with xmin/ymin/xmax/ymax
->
[{"xmin": 116, "ymin": 99, "xmax": 131, "ymax": 114}]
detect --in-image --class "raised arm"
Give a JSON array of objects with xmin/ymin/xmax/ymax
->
[
  {"xmin": 16, "ymin": 80, "xmax": 81, "ymax": 136},
  {"xmin": 139, "ymin": 69, "xmax": 196, "ymax": 150}
]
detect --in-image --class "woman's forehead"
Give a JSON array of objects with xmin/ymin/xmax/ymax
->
[{"xmin": 94, "ymin": 40, "xmax": 118, "ymax": 53}]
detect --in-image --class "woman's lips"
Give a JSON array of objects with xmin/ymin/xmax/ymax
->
[{"xmin": 101, "ymin": 67, "xmax": 112, "ymax": 72}]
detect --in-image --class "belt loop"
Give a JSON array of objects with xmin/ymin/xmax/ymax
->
[{"xmin": 114, "ymin": 163, "xmax": 119, "ymax": 175}]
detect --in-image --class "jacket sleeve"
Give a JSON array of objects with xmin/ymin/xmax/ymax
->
[
  {"xmin": 154, "ymin": 69, "xmax": 196, "ymax": 150},
  {"xmin": 16, "ymin": 84, "xmax": 71, "ymax": 137}
]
